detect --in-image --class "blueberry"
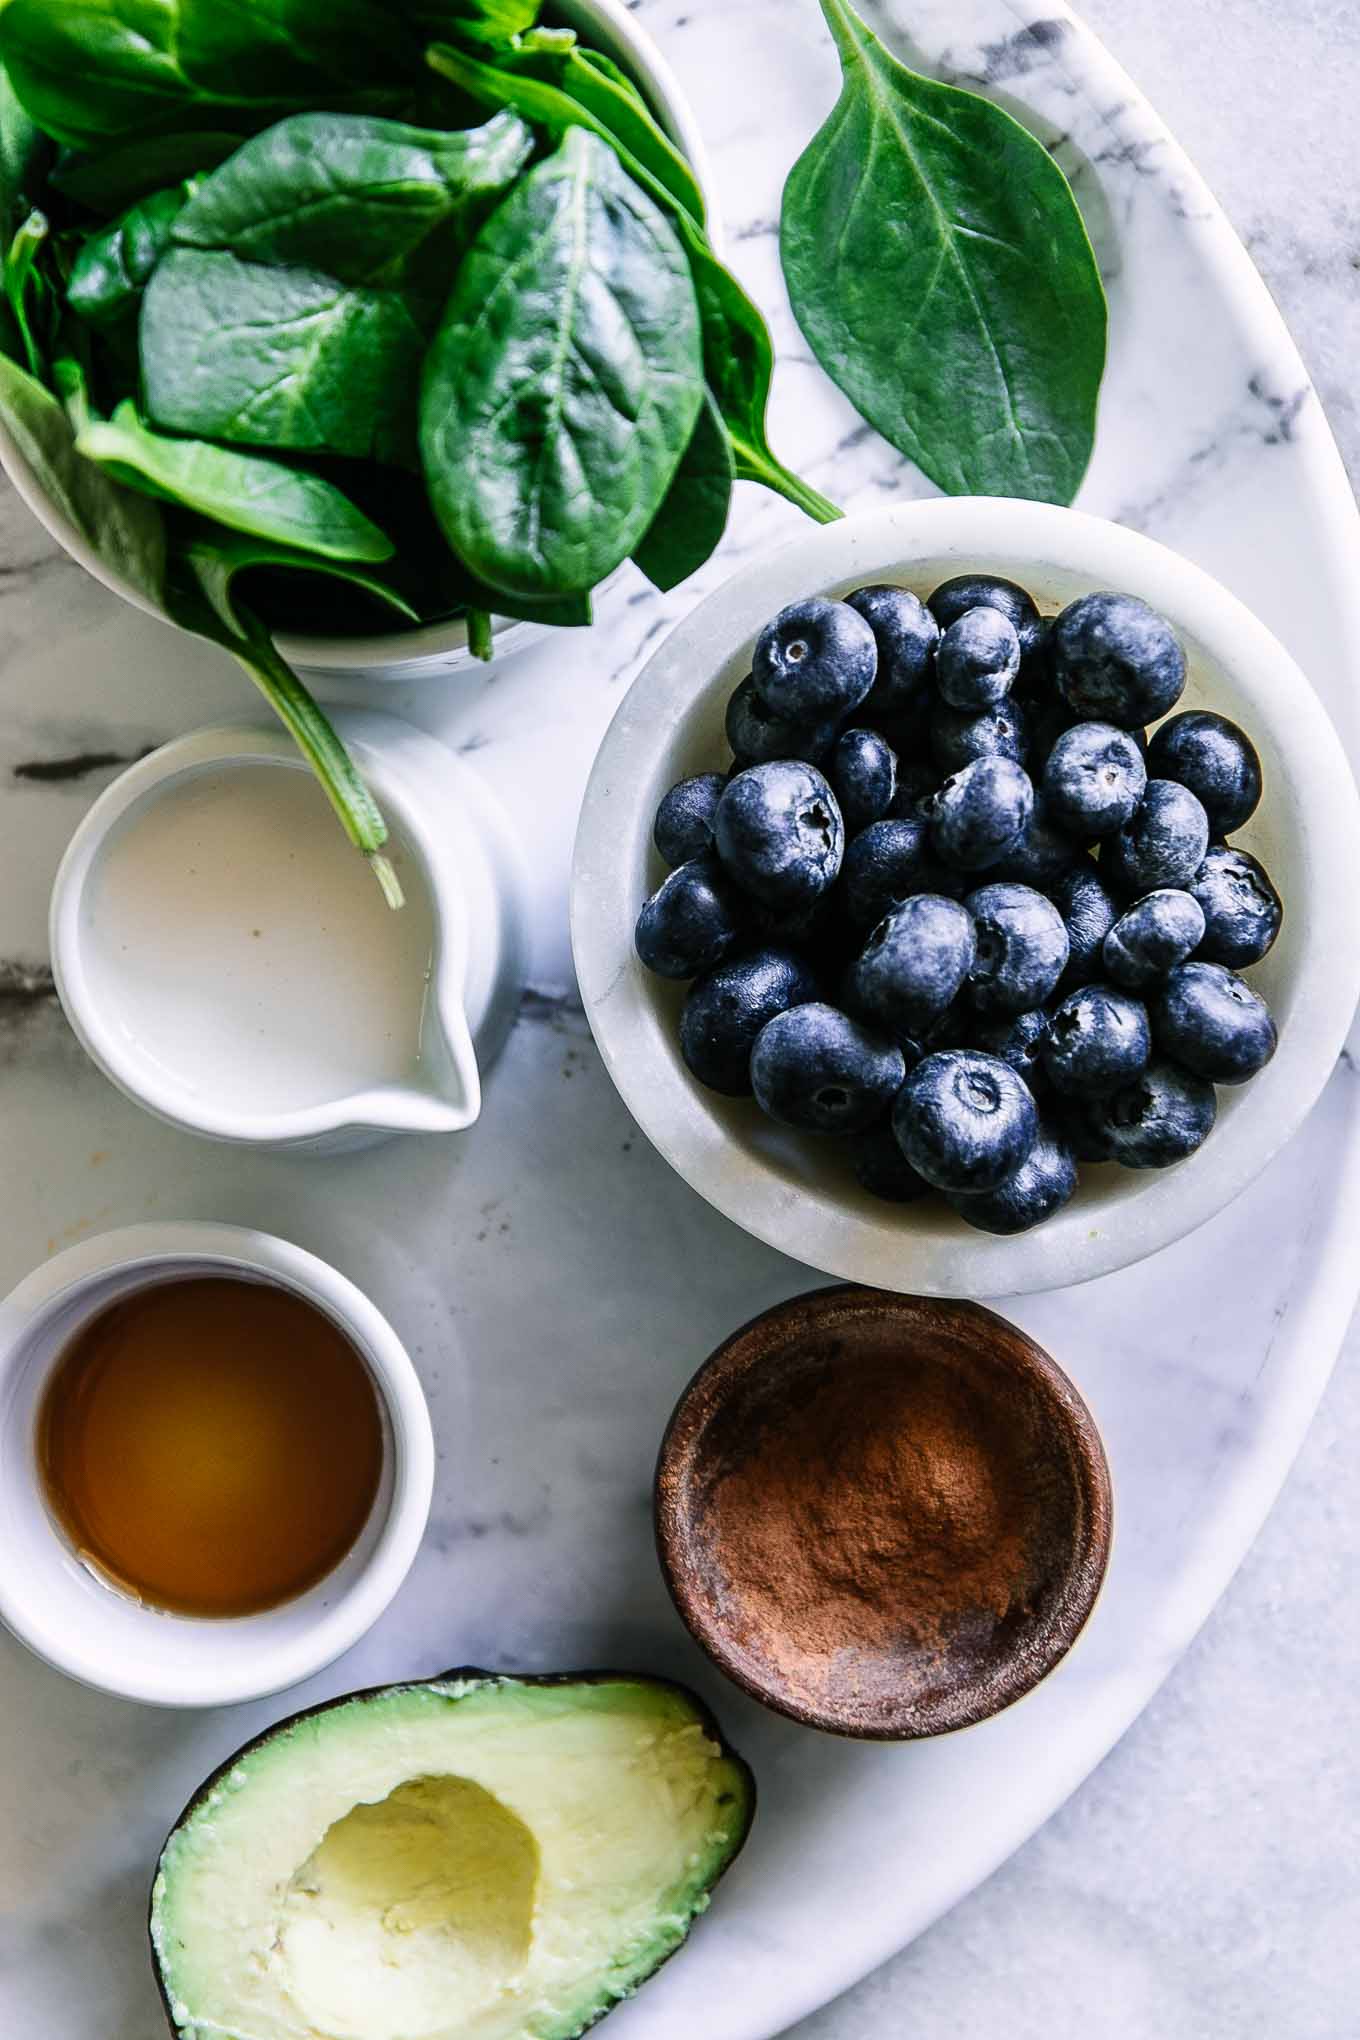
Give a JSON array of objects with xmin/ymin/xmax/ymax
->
[
  {"xmin": 841, "ymin": 817, "xmax": 962, "ymax": 930},
  {"xmin": 1190, "ymin": 844, "xmax": 1282, "ymax": 967},
  {"xmin": 928, "ymin": 755, "xmax": 1034, "ymax": 871},
  {"xmin": 963, "ymin": 882, "xmax": 1069, "ymax": 1015},
  {"xmin": 948, "ymin": 1130, "xmax": 1077, "ymax": 1234},
  {"xmin": 893, "ymin": 1049, "xmax": 1038, "ymax": 1193},
  {"xmin": 1042, "ymin": 722, "xmax": 1147, "ymax": 839},
  {"xmin": 1102, "ymin": 780, "xmax": 1210, "ymax": 894},
  {"xmin": 931, "ymin": 695, "xmax": 1028, "ymax": 774},
  {"xmin": 1102, "ymin": 889, "xmax": 1206, "ymax": 991},
  {"xmin": 936, "ymin": 606, "xmax": 1020, "ymax": 712},
  {"xmin": 1052, "ymin": 591, "xmax": 1186, "ymax": 728},
  {"xmin": 847, "ymin": 893, "xmax": 976, "ymax": 1036},
  {"xmin": 928, "ymin": 574, "xmax": 1045, "ymax": 667},
  {"xmin": 679, "ymin": 947, "xmax": 820, "ymax": 1096},
  {"xmin": 653, "ymin": 772, "xmax": 726, "ymax": 868},
  {"xmin": 1147, "ymin": 710, "xmax": 1262, "ymax": 835},
  {"xmin": 1075, "ymin": 1059, "xmax": 1218, "ymax": 1168},
  {"xmin": 845, "ymin": 583, "xmax": 939, "ymax": 717},
  {"xmin": 726, "ymin": 674, "xmax": 837, "ymax": 768},
  {"xmin": 967, "ymin": 1007, "xmax": 1052, "ymax": 1092},
  {"xmin": 1042, "ymin": 984, "xmax": 1152, "ymax": 1097},
  {"xmin": 634, "ymin": 855, "xmax": 746, "ymax": 979},
  {"xmin": 1050, "ymin": 861, "xmax": 1118, "ymax": 989},
  {"xmin": 988, "ymin": 795, "xmax": 1077, "ymax": 889},
  {"xmin": 827, "ymin": 726, "xmax": 898, "ymax": 835},
  {"xmin": 851, "ymin": 1122, "xmax": 932, "ymax": 1202},
  {"xmin": 750, "ymin": 1002, "xmax": 905, "ymax": 1133},
  {"xmin": 752, "ymin": 596, "xmax": 877, "ymax": 722},
  {"xmin": 1153, "ymin": 961, "xmax": 1277, "ymax": 1083},
  {"xmin": 714, "ymin": 761, "xmax": 844, "ymax": 912}
]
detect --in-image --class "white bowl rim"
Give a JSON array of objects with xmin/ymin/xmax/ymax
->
[
  {"xmin": 0, "ymin": 1222, "xmax": 434, "ymax": 1706},
  {"xmin": 0, "ymin": 0, "xmax": 718, "ymax": 676},
  {"xmin": 571, "ymin": 498, "xmax": 1360, "ymax": 1299},
  {"xmin": 48, "ymin": 716, "xmax": 483, "ymax": 1145}
]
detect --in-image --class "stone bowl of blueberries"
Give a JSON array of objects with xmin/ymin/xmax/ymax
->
[{"xmin": 571, "ymin": 499, "xmax": 1360, "ymax": 1297}]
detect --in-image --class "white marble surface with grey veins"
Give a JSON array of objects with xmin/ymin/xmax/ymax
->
[{"xmin": 1, "ymin": 2, "xmax": 1358, "ymax": 2038}]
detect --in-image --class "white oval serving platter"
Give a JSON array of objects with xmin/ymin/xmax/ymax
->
[{"xmin": 0, "ymin": 2, "xmax": 1357, "ymax": 2039}]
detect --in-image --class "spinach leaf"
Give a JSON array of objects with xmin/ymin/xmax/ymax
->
[
  {"xmin": 4, "ymin": 209, "xmax": 54, "ymax": 379},
  {"xmin": 75, "ymin": 400, "xmax": 395, "ymax": 560},
  {"xmin": 67, "ymin": 182, "xmax": 192, "ymax": 328},
  {"xmin": 0, "ymin": 352, "xmax": 166, "ymax": 602},
  {"xmin": 633, "ymin": 386, "xmax": 733, "ymax": 593},
  {"xmin": 0, "ymin": 0, "xmax": 415, "ymax": 151},
  {"xmin": 503, "ymin": 42, "xmax": 706, "ymax": 226},
  {"xmin": 781, "ymin": 0, "xmax": 1106, "ymax": 503},
  {"xmin": 50, "ymin": 131, "xmax": 240, "ymax": 212},
  {"xmin": 426, "ymin": 41, "xmax": 838, "ymax": 526},
  {"xmin": 420, "ymin": 124, "xmax": 703, "ymax": 599},
  {"xmin": 171, "ymin": 111, "xmax": 532, "ymax": 283},
  {"xmin": 140, "ymin": 247, "xmax": 430, "ymax": 465}
]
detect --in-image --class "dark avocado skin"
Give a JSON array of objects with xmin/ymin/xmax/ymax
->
[{"xmin": 149, "ymin": 1667, "xmax": 757, "ymax": 2040}]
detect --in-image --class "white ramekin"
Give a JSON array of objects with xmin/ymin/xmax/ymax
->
[
  {"xmin": 50, "ymin": 710, "xmax": 529, "ymax": 1152},
  {"xmin": 572, "ymin": 498, "xmax": 1360, "ymax": 1299},
  {"xmin": 0, "ymin": 1224, "xmax": 434, "ymax": 1707},
  {"xmin": 0, "ymin": 0, "xmax": 716, "ymax": 681}
]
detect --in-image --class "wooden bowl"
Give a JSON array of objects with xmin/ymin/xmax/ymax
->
[{"xmin": 655, "ymin": 1287, "xmax": 1112, "ymax": 1739}]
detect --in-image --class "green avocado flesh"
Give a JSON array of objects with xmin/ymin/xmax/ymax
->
[{"xmin": 150, "ymin": 1672, "xmax": 754, "ymax": 2040}]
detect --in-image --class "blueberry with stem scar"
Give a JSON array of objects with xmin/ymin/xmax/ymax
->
[
  {"xmin": 964, "ymin": 882, "xmax": 1069, "ymax": 1015},
  {"xmin": 893, "ymin": 1049, "xmax": 1038, "ymax": 1194},
  {"xmin": 750, "ymin": 1001, "xmax": 905, "ymax": 1133},
  {"xmin": 1190, "ymin": 845, "xmax": 1282, "ymax": 967},
  {"xmin": 1075, "ymin": 1058, "xmax": 1218, "ymax": 1168},
  {"xmin": 1042, "ymin": 984, "xmax": 1152, "ymax": 1097},
  {"xmin": 714, "ymin": 761, "xmax": 844, "ymax": 913},
  {"xmin": 1102, "ymin": 780, "xmax": 1209, "ymax": 894},
  {"xmin": 752, "ymin": 596, "xmax": 877, "ymax": 722},
  {"xmin": 1042, "ymin": 721, "xmax": 1147, "ymax": 840},
  {"xmin": 927, "ymin": 755, "xmax": 1034, "ymax": 871}
]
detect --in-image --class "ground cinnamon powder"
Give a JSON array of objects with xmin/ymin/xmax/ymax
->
[{"xmin": 702, "ymin": 1343, "xmax": 1045, "ymax": 1703}]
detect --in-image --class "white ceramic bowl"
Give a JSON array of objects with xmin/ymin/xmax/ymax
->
[
  {"xmin": 572, "ymin": 499, "xmax": 1360, "ymax": 1299},
  {"xmin": 0, "ymin": 0, "xmax": 715, "ymax": 681},
  {"xmin": 0, "ymin": 1224, "xmax": 434, "ymax": 1706},
  {"xmin": 49, "ymin": 711, "xmax": 529, "ymax": 1152}
]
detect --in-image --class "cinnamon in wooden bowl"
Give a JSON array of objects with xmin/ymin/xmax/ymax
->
[{"xmin": 655, "ymin": 1286, "xmax": 1112, "ymax": 1738}]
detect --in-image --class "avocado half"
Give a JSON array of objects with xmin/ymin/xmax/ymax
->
[{"xmin": 150, "ymin": 1668, "xmax": 755, "ymax": 2040}]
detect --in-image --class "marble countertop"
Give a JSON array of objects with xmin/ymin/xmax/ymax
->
[{"xmin": 792, "ymin": 4, "xmax": 1360, "ymax": 2035}]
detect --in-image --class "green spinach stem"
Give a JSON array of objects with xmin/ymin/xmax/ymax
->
[{"xmin": 733, "ymin": 439, "xmax": 841, "ymax": 524}]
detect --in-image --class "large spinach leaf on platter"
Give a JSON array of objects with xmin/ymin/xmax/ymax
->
[
  {"xmin": 76, "ymin": 400, "xmax": 395, "ymax": 560},
  {"xmin": 140, "ymin": 247, "xmax": 431, "ymax": 465},
  {"xmin": 171, "ymin": 111, "xmax": 533, "ymax": 283},
  {"xmin": 420, "ymin": 124, "xmax": 703, "ymax": 599},
  {"xmin": 781, "ymin": 0, "xmax": 1106, "ymax": 503}
]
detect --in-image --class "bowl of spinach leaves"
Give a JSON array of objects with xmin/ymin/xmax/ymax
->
[{"xmin": 0, "ymin": 0, "xmax": 833, "ymax": 897}]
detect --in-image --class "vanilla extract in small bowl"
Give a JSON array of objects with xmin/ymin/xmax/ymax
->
[{"xmin": 38, "ymin": 1275, "xmax": 384, "ymax": 1619}]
